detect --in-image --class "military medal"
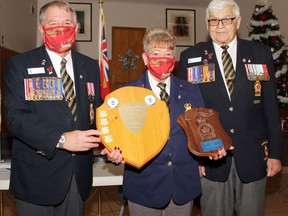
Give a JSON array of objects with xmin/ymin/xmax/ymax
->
[
  {"xmin": 24, "ymin": 77, "xmax": 63, "ymax": 101},
  {"xmin": 244, "ymin": 63, "xmax": 270, "ymax": 81},
  {"xmin": 187, "ymin": 63, "xmax": 215, "ymax": 84},
  {"xmin": 86, "ymin": 82, "xmax": 95, "ymax": 125},
  {"xmin": 254, "ymin": 79, "xmax": 262, "ymax": 97},
  {"xmin": 244, "ymin": 63, "xmax": 270, "ymax": 104}
]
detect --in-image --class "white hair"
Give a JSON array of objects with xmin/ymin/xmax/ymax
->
[{"xmin": 205, "ymin": 0, "xmax": 240, "ymax": 21}]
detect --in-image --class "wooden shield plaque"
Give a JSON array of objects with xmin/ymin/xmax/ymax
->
[
  {"xmin": 96, "ymin": 86, "xmax": 170, "ymax": 168},
  {"xmin": 177, "ymin": 106, "xmax": 232, "ymax": 157}
]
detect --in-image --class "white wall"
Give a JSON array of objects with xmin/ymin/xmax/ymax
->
[
  {"xmin": 36, "ymin": 0, "xmax": 208, "ymax": 60},
  {"xmin": 1, "ymin": 0, "xmax": 288, "ymax": 60},
  {"xmin": 0, "ymin": 0, "xmax": 38, "ymax": 52}
]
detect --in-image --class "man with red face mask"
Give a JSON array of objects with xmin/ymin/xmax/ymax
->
[{"xmin": 3, "ymin": 1, "xmax": 103, "ymax": 216}]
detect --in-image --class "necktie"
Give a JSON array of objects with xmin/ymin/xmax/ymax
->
[
  {"xmin": 157, "ymin": 82, "xmax": 170, "ymax": 108},
  {"xmin": 221, "ymin": 45, "xmax": 235, "ymax": 95},
  {"xmin": 60, "ymin": 58, "xmax": 77, "ymax": 121}
]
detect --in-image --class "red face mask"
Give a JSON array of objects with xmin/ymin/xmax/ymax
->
[
  {"xmin": 146, "ymin": 55, "xmax": 175, "ymax": 80},
  {"xmin": 42, "ymin": 26, "xmax": 76, "ymax": 53}
]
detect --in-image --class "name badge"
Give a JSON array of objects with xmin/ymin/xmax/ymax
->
[
  {"xmin": 27, "ymin": 67, "xmax": 45, "ymax": 75},
  {"xmin": 188, "ymin": 57, "xmax": 202, "ymax": 64},
  {"xmin": 87, "ymin": 82, "xmax": 96, "ymax": 125}
]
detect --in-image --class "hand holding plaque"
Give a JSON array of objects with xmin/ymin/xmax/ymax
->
[
  {"xmin": 177, "ymin": 105, "xmax": 232, "ymax": 157},
  {"xmin": 96, "ymin": 86, "xmax": 170, "ymax": 168}
]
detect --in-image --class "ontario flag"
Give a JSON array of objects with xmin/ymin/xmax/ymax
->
[{"xmin": 98, "ymin": 3, "xmax": 110, "ymax": 100}]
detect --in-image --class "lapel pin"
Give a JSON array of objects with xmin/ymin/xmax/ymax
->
[{"xmin": 41, "ymin": 60, "xmax": 46, "ymax": 65}]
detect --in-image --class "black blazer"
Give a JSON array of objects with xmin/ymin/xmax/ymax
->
[
  {"xmin": 178, "ymin": 38, "xmax": 283, "ymax": 183},
  {"xmin": 4, "ymin": 45, "xmax": 102, "ymax": 205}
]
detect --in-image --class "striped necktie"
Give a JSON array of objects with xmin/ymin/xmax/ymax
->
[
  {"xmin": 157, "ymin": 82, "xmax": 170, "ymax": 108},
  {"xmin": 60, "ymin": 58, "xmax": 77, "ymax": 122},
  {"xmin": 221, "ymin": 45, "xmax": 235, "ymax": 95}
]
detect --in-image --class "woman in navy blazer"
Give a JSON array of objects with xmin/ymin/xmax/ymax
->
[{"xmin": 102, "ymin": 27, "xmax": 224, "ymax": 216}]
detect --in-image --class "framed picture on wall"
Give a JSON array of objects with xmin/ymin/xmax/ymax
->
[
  {"xmin": 166, "ymin": 8, "xmax": 196, "ymax": 47},
  {"xmin": 70, "ymin": 2, "xmax": 92, "ymax": 42}
]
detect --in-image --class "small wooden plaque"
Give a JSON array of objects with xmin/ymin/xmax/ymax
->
[
  {"xmin": 96, "ymin": 86, "xmax": 170, "ymax": 168},
  {"xmin": 177, "ymin": 107, "xmax": 232, "ymax": 157}
]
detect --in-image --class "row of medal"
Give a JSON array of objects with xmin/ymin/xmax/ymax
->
[
  {"xmin": 187, "ymin": 63, "xmax": 270, "ymax": 84},
  {"xmin": 187, "ymin": 63, "xmax": 270, "ymax": 98},
  {"xmin": 24, "ymin": 77, "xmax": 63, "ymax": 101}
]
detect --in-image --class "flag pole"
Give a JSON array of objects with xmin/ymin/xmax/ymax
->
[
  {"xmin": 98, "ymin": 0, "xmax": 110, "ymax": 100},
  {"xmin": 98, "ymin": 0, "xmax": 103, "ymax": 62}
]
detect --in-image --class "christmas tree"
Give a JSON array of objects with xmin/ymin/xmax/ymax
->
[{"xmin": 248, "ymin": 0, "xmax": 288, "ymax": 109}]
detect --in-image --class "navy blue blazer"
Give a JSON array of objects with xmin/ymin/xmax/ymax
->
[
  {"xmin": 178, "ymin": 38, "xmax": 283, "ymax": 183},
  {"xmin": 122, "ymin": 71, "xmax": 204, "ymax": 208},
  {"xmin": 4, "ymin": 45, "xmax": 102, "ymax": 205}
]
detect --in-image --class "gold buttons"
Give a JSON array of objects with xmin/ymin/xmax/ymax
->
[
  {"xmin": 229, "ymin": 107, "xmax": 234, "ymax": 111},
  {"xmin": 167, "ymin": 161, "xmax": 172, "ymax": 166},
  {"xmin": 230, "ymin": 128, "xmax": 235, "ymax": 133}
]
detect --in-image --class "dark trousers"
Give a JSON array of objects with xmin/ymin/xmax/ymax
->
[{"xmin": 16, "ymin": 175, "xmax": 85, "ymax": 216}]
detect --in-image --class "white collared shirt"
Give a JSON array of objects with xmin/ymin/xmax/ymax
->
[
  {"xmin": 213, "ymin": 37, "xmax": 237, "ymax": 99},
  {"xmin": 147, "ymin": 71, "xmax": 171, "ymax": 100},
  {"xmin": 46, "ymin": 48, "xmax": 76, "ymax": 94}
]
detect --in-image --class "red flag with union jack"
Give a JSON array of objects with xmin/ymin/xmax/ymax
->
[{"xmin": 99, "ymin": 2, "xmax": 110, "ymax": 100}]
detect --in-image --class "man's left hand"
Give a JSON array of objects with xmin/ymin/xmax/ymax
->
[{"xmin": 267, "ymin": 158, "xmax": 282, "ymax": 177}]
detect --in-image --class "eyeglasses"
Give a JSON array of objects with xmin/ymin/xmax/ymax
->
[{"xmin": 207, "ymin": 17, "xmax": 236, "ymax": 26}]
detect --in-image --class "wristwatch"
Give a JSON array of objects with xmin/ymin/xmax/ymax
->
[{"xmin": 56, "ymin": 133, "xmax": 66, "ymax": 149}]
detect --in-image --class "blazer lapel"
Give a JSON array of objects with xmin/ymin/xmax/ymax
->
[
  {"xmin": 169, "ymin": 75, "xmax": 186, "ymax": 133},
  {"xmin": 206, "ymin": 41, "xmax": 230, "ymax": 101},
  {"xmin": 231, "ymin": 39, "xmax": 250, "ymax": 101},
  {"xmin": 71, "ymin": 52, "xmax": 89, "ymax": 123}
]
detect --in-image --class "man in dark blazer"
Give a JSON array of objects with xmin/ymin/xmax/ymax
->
[
  {"xmin": 3, "ymin": 1, "xmax": 102, "ymax": 216},
  {"xmin": 178, "ymin": 0, "xmax": 283, "ymax": 216}
]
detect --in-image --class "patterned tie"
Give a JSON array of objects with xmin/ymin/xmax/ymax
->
[
  {"xmin": 60, "ymin": 58, "xmax": 77, "ymax": 122},
  {"xmin": 157, "ymin": 82, "xmax": 170, "ymax": 108},
  {"xmin": 221, "ymin": 45, "xmax": 235, "ymax": 95}
]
